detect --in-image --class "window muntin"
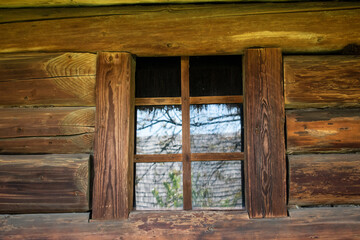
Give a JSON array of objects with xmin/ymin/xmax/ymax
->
[{"xmin": 134, "ymin": 56, "xmax": 244, "ymax": 210}]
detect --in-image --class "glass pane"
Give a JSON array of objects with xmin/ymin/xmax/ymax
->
[
  {"xmin": 192, "ymin": 161, "xmax": 243, "ymax": 209},
  {"xmin": 136, "ymin": 57, "xmax": 181, "ymax": 97},
  {"xmin": 190, "ymin": 55, "xmax": 242, "ymax": 97},
  {"xmin": 136, "ymin": 106, "xmax": 182, "ymax": 154},
  {"xmin": 135, "ymin": 162, "xmax": 183, "ymax": 210},
  {"xmin": 190, "ymin": 104, "xmax": 242, "ymax": 153}
]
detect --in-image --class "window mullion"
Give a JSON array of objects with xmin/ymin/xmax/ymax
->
[{"xmin": 181, "ymin": 56, "xmax": 192, "ymax": 210}]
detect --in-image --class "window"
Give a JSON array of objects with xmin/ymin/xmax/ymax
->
[{"xmin": 134, "ymin": 56, "xmax": 244, "ymax": 210}]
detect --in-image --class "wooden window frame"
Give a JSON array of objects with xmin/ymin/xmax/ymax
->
[
  {"xmin": 134, "ymin": 56, "xmax": 244, "ymax": 210},
  {"xmin": 92, "ymin": 49, "xmax": 286, "ymax": 220}
]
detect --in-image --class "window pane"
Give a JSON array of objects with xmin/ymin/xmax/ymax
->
[
  {"xmin": 190, "ymin": 55, "xmax": 242, "ymax": 97},
  {"xmin": 190, "ymin": 104, "xmax": 242, "ymax": 153},
  {"xmin": 136, "ymin": 57, "xmax": 181, "ymax": 97},
  {"xmin": 135, "ymin": 162, "xmax": 183, "ymax": 210},
  {"xmin": 136, "ymin": 106, "xmax": 182, "ymax": 154},
  {"xmin": 192, "ymin": 161, "xmax": 243, "ymax": 209}
]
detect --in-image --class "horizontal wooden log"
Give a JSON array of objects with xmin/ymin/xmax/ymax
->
[
  {"xmin": 284, "ymin": 55, "xmax": 360, "ymax": 108},
  {"xmin": 287, "ymin": 109, "xmax": 360, "ymax": 154},
  {"xmin": 0, "ymin": 134, "xmax": 94, "ymax": 154},
  {"xmin": 0, "ymin": 76, "xmax": 96, "ymax": 107},
  {"xmin": 0, "ymin": 53, "xmax": 96, "ymax": 107},
  {"xmin": 289, "ymin": 154, "xmax": 360, "ymax": 206},
  {"xmin": 0, "ymin": 107, "xmax": 95, "ymax": 138},
  {"xmin": 1, "ymin": 207, "xmax": 360, "ymax": 239},
  {"xmin": 0, "ymin": 154, "xmax": 89, "ymax": 213},
  {"xmin": 0, "ymin": 53, "xmax": 96, "ymax": 81},
  {"xmin": 0, "ymin": 107, "xmax": 94, "ymax": 154},
  {"xmin": 0, "ymin": 3, "xmax": 359, "ymax": 55},
  {"xmin": 0, "ymin": 0, "xmax": 308, "ymax": 8}
]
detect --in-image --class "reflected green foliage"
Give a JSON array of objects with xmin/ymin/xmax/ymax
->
[{"xmin": 151, "ymin": 169, "xmax": 183, "ymax": 208}]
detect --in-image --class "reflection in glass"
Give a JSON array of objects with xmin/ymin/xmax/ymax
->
[
  {"xmin": 135, "ymin": 162, "xmax": 183, "ymax": 210},
  {"xmin": 190, "ymin": 104, "xmax": 242, "ymax": 153},
  {"xmin": 192, "ymin": 161, "xmax": 243, "ymax": 209},
  {"xmin": 136, "ymin": 106, "xmax": 182, "ymax": 154}
]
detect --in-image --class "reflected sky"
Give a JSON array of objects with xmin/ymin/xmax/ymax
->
[
  {"xmin": 136, "ymin": 104, "xmax": 242, "ymax": 154},
  {"xmin": 190, "ymin": 104, "xmax": 242, "ymax": 153}
]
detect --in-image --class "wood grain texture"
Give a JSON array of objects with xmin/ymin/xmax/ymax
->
[
  {"xmin": 244, "ymin": 48, "xmax": 286, "ymax": 218},
  {"xmin": 0, "ymin": 53, "xmax": 96, "ymax": 107},
  {"xmin": 1, "ymin": 207, "xmax": 360, "ymax": 239},
  {"xmin": 134, "ymin": 152, "xmax": 244, "ymax": 162},
  {"xmin": 284, "ymin": 55, "xmax": 360, "ymax": 109},
  {"xmin": 0, "ymin": 134, "xmax": 94, "ymax": 154},
  {"xmin": 0, "ymin": 107, "xmax": 94, "ymax": 154},
  {"xmin": 190, "ymin": 96, "xmax": 243, "ymax": 104},
  {"xmin": 1, "ymin": 2, "xmax": 358, "ymax": 24},
  {"xmin": 0, "ymin": 0, "xmax": 314, "ymax": 8},
  {"xmin": 92, "ymin": 52, "xmax": 135, "ymax": 220},
  {"xmin": 0, "ymin": 154, "xmax": 89, "ymax": 213},
  {"xmin": 0, "ymin": 53, "xmax": 96, "ymax": 81},
  {"xmin": 287, "ymin": 109, "xmax": 360, "ymax": 154},
  {"xmin": 289, "ymin": 154, "xmax": 360, "ymax": 206},
  {"xmin": 181, "ymin": 56, "xmax": 192, "ymax": 210},
  {"xmin": 0, "ymin": 3, "xmax": 359, "ymax": 55},
  {"xmin": 0, "ymin": 107, "xmax": 95, "ymax": 138},
  {"xmin": 191, "ymin": 152, "xmax": 244, "ymax": 161},
  {"xmin": 134, "ymin": 154, "xmax": 182, "ymax": 163},
  {"xmin": 135, "ymin": 97, "xmax": 181, "ymax": 106}
]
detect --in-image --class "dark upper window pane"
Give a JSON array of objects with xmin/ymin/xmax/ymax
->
[
  {"xmin": 190, "ymin": 55, "xmax": 242, "ymax": 96},
  {"xmin": 136, "ymin": 57, "xmax": 181, "ymax": 98}
]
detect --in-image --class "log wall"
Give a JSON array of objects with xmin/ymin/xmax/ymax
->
[
  {"xmin": 0, "ymin": 53, "xmax": 95, "ymax": 213},
  {"xmin": 284, "ymin": 55, "xmax": 360, "ymax": 207}
]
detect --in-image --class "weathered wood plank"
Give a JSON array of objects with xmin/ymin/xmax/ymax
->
[
  {"xmin": 135, "ymin": 97, "xmax": 181, "ymax": 106},
  {"xmin": 1, "ymin": 207, "xmax": 360, "ymax": 239},
  {"xmin": 134, "ymin": 152, "xmax": 244, "ymax": 162},
  {"xmin": 0, "ymin": 4, "xmax": 359, "ymax": 55},
  {"xmin": 0, "ymin": 107, "xmax": 95, "ymax": 138},
  {"xmin": 0, "ymin": 52, "xmax": 96, "ymax": 107},
  {"xmin": 0, "ymin": 154, "xmax": 89, "ymax": 213},
  {"xmin": 0, "ymin": 53, "xmax": 96, "ymax": 81},
  {"xmin": 92, "ymin": 52, "xmax": 135, "ymax": 220},
  {"xmin": 284, "ymin": 55, "xmax": 360, "ymax": 108},
  {"xmin": 287, "ymin": 109, "xmax": 360, "ymax": 154},
  {"xmin": 244, "ymin": 48, "xmax": 286, "ymax": 218},
  {"xmin": 0, "ymin": 76, "xmax": 96, "ymax": 107},
  {"xmin": 0, "ymin": 134, "xmax": 94, "ymax": 154},
  {"xmin": 0, "ymin": 0, "xmax": 317, "ymax": 8},
  {"xmin": 181, "ymin": 56, "xmax": 192, "ymax": 210},
  {"xmin": 1, "ymin": 2, "xmax": 358, "ymax": 24},
  {"xmin": 0, "ymin": 107, "xmax": 94, "ymax": 154},
  {"xmin": 289, "ymin": 154, "xmax": 360, "ymax": 206}
]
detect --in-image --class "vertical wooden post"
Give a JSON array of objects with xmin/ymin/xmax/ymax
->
[
  {"xmin": 92, "ymin": 52, "xmax": 135, "ymax": 220},
  {"xmin": 243, "ymin": 48, "xmax": 287, "ymax": 218},
  {"xmin": 181, "ymin": 56, "xmax": 192, "ymax": 210}
]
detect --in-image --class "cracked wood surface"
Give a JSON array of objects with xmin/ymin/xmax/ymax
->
[
  {"xmin": 0, "ymin": 53, "xmax": 96, "ymax": 107},
  {"xmin": 0, "ymin": 207, "xmax": 359, "ymax": 239},
  {"xmin": 0, "ymin": 107, "xmax": 95, "ymax": 154},
  {"xmin": 0, "ymin": 3, "xmax": 359, "ymax": 55},
  {"xmin": 284, "ymin": 55, "xmax": 360, "ymax": 109},
  {"xmin": 286, "ymin": 109, "xmax": 360, "ymax": 154},
  {"xmin": 289, "ymin": 154, "xmax": 360, "ymax": 206},
  {"xmin": 0, "ymin": 154, "xmax": 89, "ymax": 213}
]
